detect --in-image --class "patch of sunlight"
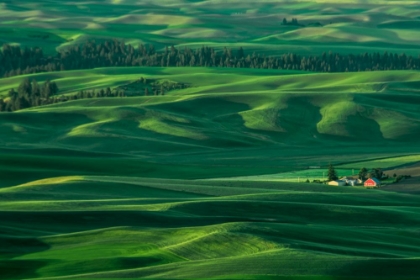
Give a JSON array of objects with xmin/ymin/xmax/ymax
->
[
  {"xmin": 3, "ymin": 176, "xmax": 85, "ymax": 190},
  {"xmin": 139, "ymin": 119, "xmax": 207, "ymax": 140}
]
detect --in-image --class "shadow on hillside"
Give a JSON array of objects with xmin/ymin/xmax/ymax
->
[
  {"xmin": 0, "ymin": 211, "xmax": 238, "ymax": 234},
  {"xmin": 333, "ymin": 258, "xmax": 420, "ymax": 279},
  {"xmin": 275, "ymin": 96, "xmax": 322, "ymax": 142},
  {"xmin": 0, "ymin": 234, "xmax": 50, "ymax": 279},
  {"xmin": 0, "ymin": 111, "xmax": 92, "ymax": 146}
]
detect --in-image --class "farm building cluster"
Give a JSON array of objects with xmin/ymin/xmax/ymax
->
[{"xmin": 328, "ymin": 177, "xmax": 381, "ymax": 188}]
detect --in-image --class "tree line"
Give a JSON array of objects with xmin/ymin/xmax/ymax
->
[
  {"xmin": 0, "ymin": 79, "xmax": 130, "ymax": 112},
  {"xmin": 0, "ymin": 79, "xmax": 59, "ymax": 112},
  {"xmin": 0, "ymin": 76, "xmax": 182, "ymax": 112},
  {"xmin": 1, "ymin": 40, "xmax": 420, "ymax": 78}
]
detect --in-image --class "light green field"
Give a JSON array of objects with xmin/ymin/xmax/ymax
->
[
  {"xmin": 207, "ymin": 168, "xmax": 353, "ymax": 182},
  {"xmin": 2, "ymin": 0, "xmax": 420, "ymax": 55}
]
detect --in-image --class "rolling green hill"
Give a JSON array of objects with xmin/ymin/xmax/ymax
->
[
  {"xmin": 1, "ymin": 66, "xmax": 420, "ymax": 279},
  {"xmin": 2, "ymin": 1, "xmax": 420, "ymax": 279},
  {"xmin": 2, "ymin": 176, "xmax": 420, "ymax": 279},
  {"xmin": 2, "ymin": 67, "xmax": 420, "ymax": 187},
  {"xmin": 3, "ymin": 0, "xmax": 420, "ymax": 55}
]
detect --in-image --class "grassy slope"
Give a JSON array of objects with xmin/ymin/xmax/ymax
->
[
  {"xmin": 338, "ymin": 155, "xmax": 420, "ymax": 169},
  {"xmin": 1, "ymin": 67, "xmax": 420, "ymax": 278},
  {"xmin": 2, "ymin": 2, "xmax": 420, "ymax": 277},
  {"xmin": 2, "ymin": 176, "xmax": 420, "ymax": 279},
  {"xmin": 1, "ymin": 67, "xmax": 420, "ymax": 188},
  {"xmin": 2, "ymin": 1, "xmax": 420, "ymax": 55}
]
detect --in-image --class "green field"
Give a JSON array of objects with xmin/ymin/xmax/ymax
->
[
  {"xmin": 2, "ymin": 176, "xmax": 420, "ymax": 279},
  {"xmin": 208, "ymin": 168, "xmax": 352, "ymax": 182},
  {"xmin": 3, "ymin": 0, "xmax": 420, "ymax": 55},
  {"xmin": 1, "ymin": 66, "xmax": 420, "ymax": 279},
  {"xmin": 338, "ymin": 155, "xmax": 420, "ymax": 169},
  {"xmin": 2, "ymin": 1, "xmax": 420, "ymax": 279}
]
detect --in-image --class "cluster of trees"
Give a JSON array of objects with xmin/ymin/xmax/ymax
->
[
  {"xmin": 121, "ymin": 77, "xmax": 188, "ymax": 96},
  {"xmin": 327, "ymin": 165, "xmax": 387, "ymax": 182},
  {"xmin": 2, "ymin": 40, "xmax": 420, "ymax": 78},
  {"xmin": 0, "ymin": 76, "xmax": 177, "ymax": 112},
  {"xmin": 282, "ymin": 18, "xmax": 302, "ymax": 26},
  {"xmin": 0, "ymin": 79, "xmax": 59, "ymax": 112},
  {"xmin": 358, "ymin": 167, "xmax": 385, "ymax": 180},
  {"xmin": 307, "ymin": 165, "xmax": 412, "ymax": 184},
  {"xmin": 74, "ymin": 88, "xmax": 127, "ymax": 99},
  {"xmin": 74, "ymin": 80, "xmax": 171, "ymax": 98}
]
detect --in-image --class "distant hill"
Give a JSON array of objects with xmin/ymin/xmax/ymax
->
[
  {"xmin": 1, "ymin": 67, "xmax": 420, "ymax": 189},
  {"xmin": 2, "ymin": 67, "xmax": 420, "ymax": 145}
]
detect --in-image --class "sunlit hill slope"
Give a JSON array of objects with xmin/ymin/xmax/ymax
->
[{"xmin": 1, "ymin": 67, "xmax": 420, "ymax": 152}]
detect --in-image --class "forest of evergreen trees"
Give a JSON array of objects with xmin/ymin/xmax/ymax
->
[{"xmin": 1, "ymin": 39, "xmax": 420, "ymax": 78}]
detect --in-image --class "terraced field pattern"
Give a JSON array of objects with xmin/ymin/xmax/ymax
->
[{"xmin": 2, "ymin": 0, "xmax": 420, "ymax": 279}]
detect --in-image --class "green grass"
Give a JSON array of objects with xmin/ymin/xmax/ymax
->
[
  {"xmin": 2, "ymin": 176, "xmax": 420, "ymax": 279},
  {"xmin": 207, "ymin": 168, "xmax": 352, "ymax": 182},
  {"xmin": 2, "ymin": 1, "xmax": 420, "ymax": 279},
  {"xmin": 3, "ymin": 68, "xmax": 420, "ymax": 145},
  {"xmin": 2, "ymin": 1, "xmax": 420, "ymax": 55},
  {"xmin": 1, "ymin": 67, "xmax": 420, "ymax": 189},
  {"xmin": 337, "ymin": 155, "xmax": 420, "ymax": 169},
  {"xmin": 1, "ymin": 64, "xmax": 420, "ymax": 277}
]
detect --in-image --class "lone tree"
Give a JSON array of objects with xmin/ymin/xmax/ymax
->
[
  {"xmin": 358, "ymin": 167, "xmax": 368, "ymax": 180},
  {"xmin": 327, "ymin": 164, "xmax": 338, "ymax": 181}
]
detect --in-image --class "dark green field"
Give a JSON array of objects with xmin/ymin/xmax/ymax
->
[
  {"xmin": 2, "ymin": 176, "xmax": 420, "ymax": 279},
  {"xmin": 1, "ymin": 1, "xmax": 420, "ymax": 279}
]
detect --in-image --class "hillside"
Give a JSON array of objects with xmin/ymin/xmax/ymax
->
[
  {"xmin": 2, "ymin": 0, "xmax": 420, "ymax": 55},
  {"xmin": 2, "ymin": 1, "xmax": 420, "ymax": 279},
  {"xmin": 2, "ymin": 176, "xmax": 420, "ymax": 279},
  {"xmin": 1, "ymin": 67, "xmax": 420, "ymax": 188}
]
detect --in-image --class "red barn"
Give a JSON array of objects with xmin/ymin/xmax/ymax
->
[{"xmin": 364, "ymin": 178, "xmax": 381, "ymax": 188}]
